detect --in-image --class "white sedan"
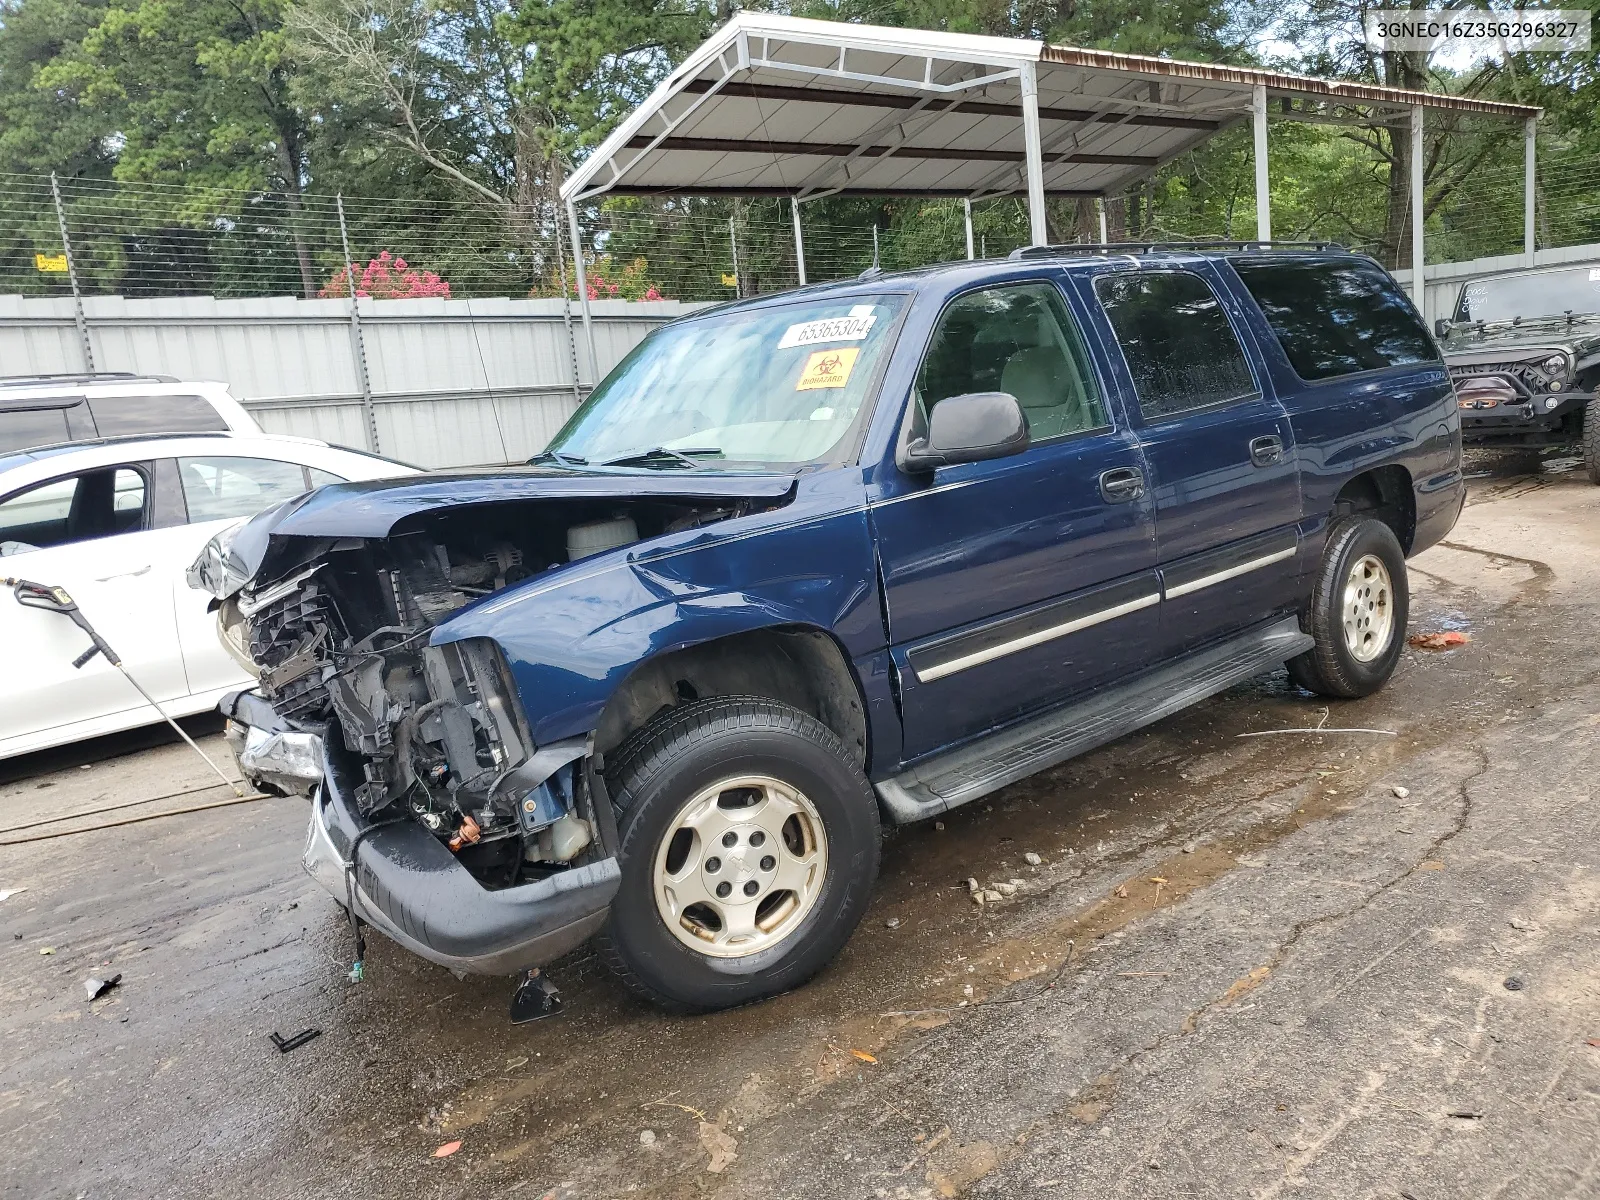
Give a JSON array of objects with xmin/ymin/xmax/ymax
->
[{"xmin": 0, "ymin": 432, "xmax": 417, "ymax": 758}]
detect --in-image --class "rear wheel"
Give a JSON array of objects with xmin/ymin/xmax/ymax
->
[
  {"xmin": 1287, "ymin": 516, "xmax": 1409, "ymax": 699},
  {"xmin": 1583, "ymin": 396, "xmax": 1600, "ymax": 485},
  {"xmin": 596, "ymin": 697, "xmax": 880, "ymax": 1013}
]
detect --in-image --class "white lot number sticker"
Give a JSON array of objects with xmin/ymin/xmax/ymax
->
[{"xmin": 778, "ymin": 311, "xmax": 876, "ymax": 350}]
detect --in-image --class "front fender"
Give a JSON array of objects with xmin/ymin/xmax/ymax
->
[{"xmin": 433, "ymin": 500, "xmax": 881, "ymax": 747}]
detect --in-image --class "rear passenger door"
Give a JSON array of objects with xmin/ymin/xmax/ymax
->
[{"xmin": 1084, "ymin": 266, "xmax": 1302, "ymax": 657}]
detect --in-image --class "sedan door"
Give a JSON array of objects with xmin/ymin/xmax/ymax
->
[
  {"xmin": 1082, "ymin": 266, "xmax": 1302, "ymax": 657},
  {"xmin": 871, "ymin": 279, "xmax": 1159, "ymax": 762},
  {"xmin": 0, "ymin": 463, "xmax": 187, "ymax": 753}
]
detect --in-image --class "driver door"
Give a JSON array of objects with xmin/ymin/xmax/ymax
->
[
  {"xmin": 870, "ymin": 279, "xmax": 1160, "ymax": 761},
  {"xmin": 0, "ymin": 463, "xmax": 186, "ymax": 752}
]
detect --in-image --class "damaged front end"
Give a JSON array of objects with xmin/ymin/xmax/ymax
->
[{"xmin": 191, "ymin": 472, "xmax": 792, "ymax": 978}]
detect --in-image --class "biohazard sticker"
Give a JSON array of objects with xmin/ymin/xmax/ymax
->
[
  {"xmin": 795, "ymin": 348, "xmax": 860, "ymax": 391},
  {"xmin": 778, "ymin": 314, "xmax": 876, "ymax": 349}
]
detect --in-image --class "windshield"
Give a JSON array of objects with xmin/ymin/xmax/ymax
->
[
  {"xmin": 547, "ymin": 294, "xmax": 906, "ymax": 470},
  {"xmin": 1456, "ymin": 266, "xmax": 1600, "ymax": 324}
]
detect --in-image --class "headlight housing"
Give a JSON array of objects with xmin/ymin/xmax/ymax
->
[
  {"xmin": 186, "ymin": 518, "xmax": 252, "ymax": 599},
  {"xmin": 215, "ymin": 596, "xmax": 259, "ymax": 676}
]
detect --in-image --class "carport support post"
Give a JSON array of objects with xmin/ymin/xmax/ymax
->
[
  {"xmin": 49, "ymin": 172, "xmax": 94, "ymax": 372},
  {"xmin": 791, "ymin": 198, "xmax": 807, "ymax": 286},
  {"xmin": 1096, "ymin": 197, "xmax": 1108, "ymax": 245},
  {"xmin": 566, "ymin": 197, "xmax": 599, "ymax": 386},
  {"xmin": 336, "ymin": 194, "xmax": 381, "ymax": 454},
  {"xmin": 1410, "ymin": 106, "xmax": 1426, "ymax": 323},
  {"xmin": 1251, "ymin": 84, "xmax": 1271, "ymax": 242},
  {"xmin": 1020, "ymin": 62, "xmax": 1048, "ymax": 246},
  {"xmin": 963, "ymin": 198, "xmax": 975, "ymax": 260},
  {"xmin": 1524, "ymin": 116, "xmax": 1537, "ymax": 265}
]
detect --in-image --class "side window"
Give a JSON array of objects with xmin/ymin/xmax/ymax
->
[
  {"xmin": 1230, "ymin": 257, "xmax": 1439, "ymax": 380},
  {"xmin": 0, "ymin": 466, "xmax": 147, "ymax": 555},
  {"xmin": 306, "ymin": 468, "xmax": 346, "ymax": 488},
  {"xmin": 1094, "ymin": 270, "xmax": 1258, "ymax": 420},
  {"xmin": 0, "ymin": 407, "xmax": 74, "ymax": 454},
  {"xmin": 178, "ymin": 456, "xmax": 309, "ymax": 522},
  {"xmin": 915, "ymin": 282, "xmax": 1107, "ymax": 443},
  {"xmin": 88, "ymin": 394, "xmax": 227, "ymax": 438}
]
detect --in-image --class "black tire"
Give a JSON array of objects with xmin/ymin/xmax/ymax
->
[
  {"xmin": 1583, "ymin": 396, "xmax": 1600, "ymax": 486},
  {"xmin": 1287, "ymin": 515, "xmax": 1409, "ymax": 699},
  {"xmin": 595, "ymin": 696, "xmax": 881, "ymax": 1013}
]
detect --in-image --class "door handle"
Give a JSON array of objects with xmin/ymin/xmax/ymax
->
[
  {"xmin": 1249, "ymin": 435, "xmax": 1284, "ymax": 467},
  {"xmin": 94, "ymin": 564, "xmax": 151, "ymax": 582},
  {"xmin": 1098, "ymin": 466, "xmax": 1145, "ymax": 504}
]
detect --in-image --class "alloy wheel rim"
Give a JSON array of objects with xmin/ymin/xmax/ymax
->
[
  {"xmin": 1342, "ymin": 553, "xmax": 1394, "ymax": 663},
  {"xmin": 651, "ymin": 775, "xmax": 829, "ymax": 958}
]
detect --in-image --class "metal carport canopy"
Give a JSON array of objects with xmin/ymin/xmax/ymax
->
[{"xmin": 558, "ymin": 13, "xmax": 1540, "ymax": 375}]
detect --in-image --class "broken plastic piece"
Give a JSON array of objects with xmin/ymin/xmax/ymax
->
[
  {"xmin": 509, "ymin": 967, "xmax": 563, "ymax": 1024},
  {"xmin": 432, "ymin": 1140, "xmax": 462, "ymax": 1158},
  {"xmin": 1408, "ymin": 630, "xmax": 1470, "ymax": 650},
  {"xmin": 269, "ymin": 1028, "xmax": 322, "ymax": 1053},
  {"xmin": 84, "ymin": 972, "xmax": 121, "ymax": 1000}
]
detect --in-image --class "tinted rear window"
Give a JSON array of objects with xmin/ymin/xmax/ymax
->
[
  {"xmin": 1093, "ymin": 270, "xmax": 1258, "ymax": 420},
  {"xmin": 88, "ymin": 394, "xmax": 227, "ymax": 437},
  {"xmin": 1230, "ymin": 257, "xmax": 1438, "ymax": 381},
  {"xmin": 0, "ymin": 408, "xmax": 73, "ymax": 454}
]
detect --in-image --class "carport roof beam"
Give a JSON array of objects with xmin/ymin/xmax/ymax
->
[{"xmin": 561, "ymin": 13, "xmax": 1541, "ymax": 211}]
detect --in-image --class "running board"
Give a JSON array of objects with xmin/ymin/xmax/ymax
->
[{"xmin": 875, "ymin": 616, "xmax": 1313, "ymax": 825}]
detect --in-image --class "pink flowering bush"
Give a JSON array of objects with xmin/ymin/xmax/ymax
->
[
  {"xmin": 321, "ymin": 251, "xmax": 452, "ymax": 299},
  {"xmin": 580, "ymin": 255, "xmax": 664, "ymax": 302}
]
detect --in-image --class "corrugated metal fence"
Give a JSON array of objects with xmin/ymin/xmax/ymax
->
[{"xmin": 0, "ymin": 293, "xmax": 704, "ymax": 468}]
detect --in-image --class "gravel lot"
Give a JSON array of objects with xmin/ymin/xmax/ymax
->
[{"xmin": 2, "ymin": 452, "xmax": 1597, "ymax": 1200}]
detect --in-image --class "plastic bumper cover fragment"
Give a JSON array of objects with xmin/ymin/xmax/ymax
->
[{"xmin": 303, "ymin": 740, "xmax": 620, "ymax": 975}]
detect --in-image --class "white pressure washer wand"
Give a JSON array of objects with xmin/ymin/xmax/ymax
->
[{"xmin": 4, "ymin": 575, "xmax": 243, "ymax": 796}]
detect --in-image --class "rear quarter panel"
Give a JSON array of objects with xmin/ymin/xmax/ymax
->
[{"xmin": 1216, "ymin": 263, "xmax": 1463, "ymax": 560}]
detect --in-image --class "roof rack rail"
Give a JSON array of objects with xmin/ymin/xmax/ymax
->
[
  {"xmin": 14, "ymin": 430, "xmax": 237, "ymax": 455},
  {"xmin": 0, "ymin": 371, "xmax": 178, "ymax": 388},
  {"xmin": 1008, "ymin": 240, "xmax": 1346, "ymax": 260}
]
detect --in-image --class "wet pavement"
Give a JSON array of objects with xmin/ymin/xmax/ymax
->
[{"xmin": 3, "ymin": 451, "xmax": 1598, "ymax": 1199}]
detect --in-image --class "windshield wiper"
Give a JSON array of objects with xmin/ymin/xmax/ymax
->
[
  {"xmin": 527, "ymin": 449, "xmax": 588, "ymax": 467},
  {"xmin": 598, "ymin": 445, "xmax": 723, "ymax": 470}
]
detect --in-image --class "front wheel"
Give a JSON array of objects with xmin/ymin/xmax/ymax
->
[
  {"xmin": 1287, "ymin": 516, "xmax": 1409, "ymax": 699},
  {"xmin": 1583, "ymin": 396, "xmax": 1600, "ymax": 485},
  {"xmin": 596, "ymin": 697, "xmax": 881, "ymax": 1013}
]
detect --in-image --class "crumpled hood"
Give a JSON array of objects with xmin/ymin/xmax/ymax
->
[{"xmin": 200, "ymin": 466, "xmax": 799, "ymax": 599}]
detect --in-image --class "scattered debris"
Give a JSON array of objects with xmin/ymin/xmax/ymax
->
[
  {"xmin": 1117, "ymin": 971, "xmax": 1173, "ymax": 979},
  {"xmin": 1237, "ymin": 726, "xmax": 1396, "ymax": 738},
  {"xmin": 1503, "ymin": 976, "xmax": 1526, "ymax": 992},
  {"xmin": 849, "ymin": 1049, "xmax": 878, "ymax": 1064},
  {"xmin": 1392, "ymin": 786, "xmax": 1411, "ymax": 799},
  {"xmin": 432, "ymin": 1140, "xmax": 461, "ymax": 1159},
  {"xmin": 1509, "ymin": 917, "xmax": 1537, "ymax": 932},
  {"xmin": 934, "ymin": 821, "xmax": 945, "ymax": 831},
  {"xmin": 83, "ymin": 973, "xmax": 121, "ymax": 1001},
  {"xmin": 981, "ymin": 889, "xmax": 1003, "ymax": 903},
  {"xmin": 698, "ymin": 1120, "xmax": 738, "ymax": 1174},
  {"xmin": 1408, "ymin": 631, "xmax": 1471, "ymax": 651},
  {"xmin": 1023, "ymin": 852, "xmax": 1042, "ymax": 866},
  {"xmin": 269, "ymin": 1028, "xmax": 322, "ymax": 1054},
  {"xmin": 1446, "ymin": 1110, "xmax": 1484, "ymax": 1120},
  {"xmin": 995, "ymin": 882, "xmax": 1018, "ymax": 898},
  {"xmin": 0, "ymin": 887, "xmax": 25, "ymax": 902},
  {"xmin": 504, "ymin": 1056, "xmax": 529, "ymax": 1071},
  {"xmin": 1222, "ymin": 966, "xmax": 1272, "ymax": 1004},
  {"xmin": 965, "ymin": 877, "xmax": 979, "ymax": 895},
  {"xmin": 885, "ymin": 916, "xmax": 901, "ymax": 929},
  {"xmin": 639, "ymin": 1129, "xmax": 657, "ymax": 1147},
  {"xmin": 1150, "ymin": 876, "xmax": 1168, "ymax": 904},
  {"xmin": 971, "ymin": 891, "xmax": 986, "ymax": 906},
  {"xmin": 1181, "ymin": 842, "xmax": 1196, "ymax": 854},
  {"xmin": 1585, "ymin": 1037, "xmax": 1600, "ymax": 1049},
  {"xmin": 1420, "ymin": 861, "xmax": 1445, "ymax": 871},
  {"xmin": 38, "ymin": 946, "xmax": 54, "ymax": 955}
]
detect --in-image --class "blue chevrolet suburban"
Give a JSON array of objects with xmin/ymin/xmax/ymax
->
[{"xmin": 192, "ymin": 244, "xmax": 1463, "ymax": 1015}]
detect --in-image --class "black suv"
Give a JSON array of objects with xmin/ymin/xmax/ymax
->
[{"xmin": 1437, "ymin": 263, "xmax": 1600, "ymax": 482}]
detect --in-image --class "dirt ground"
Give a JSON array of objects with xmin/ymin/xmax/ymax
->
[{"xmin": 2, "ymin": 451, "xmax": 1598, "ymax": 1200}]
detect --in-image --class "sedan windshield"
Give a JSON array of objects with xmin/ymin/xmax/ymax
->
[
  {"xmin": 547, "ymin": 294, "xmax": 906, "ymax": 470},
  {"xmin": 1456, "ymin": 266, "xmax": 1600, "ymax": 323}
]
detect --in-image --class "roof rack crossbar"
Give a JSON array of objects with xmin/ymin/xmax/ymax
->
[{"xmin": 1007, "ymin": 240, "xmax": 1347, "ymax": 259}]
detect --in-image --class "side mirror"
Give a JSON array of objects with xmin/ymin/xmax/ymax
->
[
  {"xmin": 902, "ymin": 391, "xmax": 1030, "ymax": 473},
  {"xmin": 1434, "ymin": 317, "xmax": 1453, "ymax": 339}
]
